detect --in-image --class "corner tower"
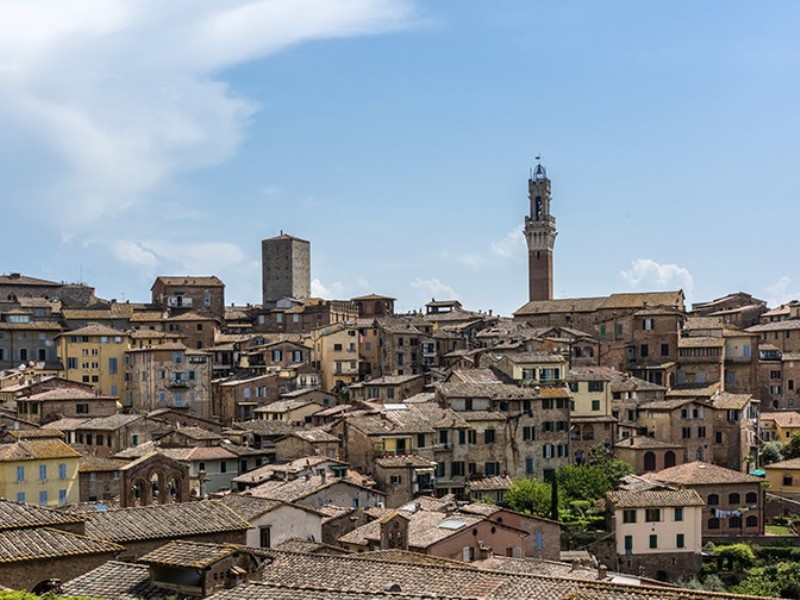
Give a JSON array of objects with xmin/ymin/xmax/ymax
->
[{"xmin": 524, "ymin": 160, "xmax": 557, "ymax": 301}]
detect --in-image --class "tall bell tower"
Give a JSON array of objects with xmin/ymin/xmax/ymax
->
[{"xmin": 524, "ymin": 160, "xmax": 557, "ymax": 301}]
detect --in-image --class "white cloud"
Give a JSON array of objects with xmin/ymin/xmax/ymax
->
[
  {"xmin": 311, "ymin": 278, "xmax": 345, "ymax": 299},
  {"xmin": 108, "ymin": 239, "xmax": 245, "ymax": 275},
  {"xmin": 410, "ymin": 277, "xmax": 459, "ymax": 304},
  {"xmin": 109, "ymin": 240, "xmax": 159, "ymax": 271},
  {"xmin": 619, "ymin": 258, "xmax": 694, "ymax": 295},
  {"xmin": 0, "ymin": 0, "xmax": 417, "ymax": 234},
  {"xmin": 765, "ymin": 276, "xmax": 800, "ymax": 308},
  {"xmin": 451, "ymin": 227, "xmax": 525, "ymax": 270},
  {"xmin": 490, "ymin": 228, "xmax": 525, "ymax": 258}
]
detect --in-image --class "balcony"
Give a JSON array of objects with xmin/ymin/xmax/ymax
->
[{"xmin": 168, "ymin": 380, "xmax": 189, "ymax": 388}]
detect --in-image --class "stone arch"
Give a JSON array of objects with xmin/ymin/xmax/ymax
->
[
  {"xmin": 120, "ymin": 452, "xmax": 190, "ymax": 508},
  {"xmin": 664, "ymin": 450, "xmax": 676, "ymax": 468}
]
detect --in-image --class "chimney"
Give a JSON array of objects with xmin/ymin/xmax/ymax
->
[
  {"xmin": 597, "ymin": 564, "xmax": 608, "ymax": 580},
  {"xmin": 477, "ymin": 542, "xmax": 492, "ymax": 560}
]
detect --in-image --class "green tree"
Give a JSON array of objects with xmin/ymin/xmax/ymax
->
[
  {"xmin": 783, "ymin": 432, "xmax": 800, "ymax": 461},
  {"xmin": 504, "ymin": 478, "xmax": 552, "ymax": 518},
  {"xmin": 557, "ymin": 465, "xmax": 609, "ymax": 503},
  {"xmin": 761, "ymin": 440, "xmax": 784, "ymax": 465},
  {"xmin": 587, "ymin": 444, "xmax": 633, "ymax": 490},
  {"xmin": 733, "ymin": 562, "xmax": 800, "ymax": 598},
  {"xmin": 713, "ymin": 543, "xmax": 756, "ymax": 570}
]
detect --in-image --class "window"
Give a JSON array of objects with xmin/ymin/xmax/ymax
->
[
  {"xmin": 543, "ymin": 444, "xmax": 554, "ymax": 459},
  {"xmin": 439, "ymin": 430, "xmax": 448, "ymax": 446},
  {"xmin": 417, "ymin": 433, "xmax": 425, "ymax": 448},
  {"xmin": 681, "ymin": 427, "xmax": 691, "ymax": 439},
  {"xmin": 16, "ymin": 492, "xmax": 25, "ymax": 504},
  {"xmin": 525, "ymin": 457, "xmax": 534, "ymax": 475},
  {"xmin": 587, "ymin": 381, "xmax": 604, "ymax": 392},
  {"xmin": 108, "ymin": 357, "xmax": 118, "ymax": 374},
  {"xmin": 623, "ymin": 509, "xmax": 637, "ymax": 523},
  {"xmin": 660, "ymin": 343, "xmax": 669, "ymax": 357},
  {"xmin": 708, "ymin": 517, "xmax": 720, "ymax": 530},
  {"xmin": 451, "ymin": 462, "xmax": 465, "ymax": 477},
  {"xmin": 39, "ymin": 490, "xmax": 48, "ymax": 506},
  {"xmin": 458, "ymin": 430, "xmax": 466, "ymax": 445},
  {"xmin": 484, "ymin": 429, "xmax": 496, "ymax": 444},
  {"xmin": 260, "ymin": 525, "xmax": 271, "ymax": 548},
  {"xmin": 640, "ymin": 344, "xmax": 649, "ymax": 358},
  {"xmin": 67, "ymin": 357, "xmax": 78, "ymax": 369},
  {"xmin": 624, "ymin": 535, "xmax": 633, "ymax": 553},
  {"xmin": 645, "ymin": 508, "xmax": 661, "ymax": 522},
  {"xmin": 697, "ymin": 426, "xmax": 706, "ymax": 438},
  {"xmin": 485, "ymin": 461, "xmax": 500, "ymax": 476},
  {"xmin": 746, "ymin": 515, "xmax": 758, "ymax": 528},
  {"xmin": 436, "ymin": 462, "xmax": 445, "ymax": 478},
  {"xmin": 708, "ymin": 494, "xmax": 719, "ymax": 505},
  {"xmin": 58, "ymin": 463, "xmax": 67, "ymax": 480},
  {"xmin": 591, "ymin": 400, "xmax": 601, "ymax": 411},
  {"xmin": 59, "ymin": 489, "xmax": 67, "ymax": 506},
  {"xmin": 535, "ymin": 531, "xmax": 544, "ymax": 551},
  {"xmin": 745, "ymin": 492, "xmax": 758, "ymax": 504},
  {"xmin": 568, "ymin": 381, "xmax": 579, "ymax": 392},
  {"xmin": 649, "ymin": 534, "xmax": 658, "ymax": 549},
  {"xmin": 674, "ymin": 507, "xmax": 683, "ymax": 522},
  {"xmin": 39, "ymin": 465, "xmax": 47, "ymax": 481},
  {"xmin": 468, "ymin": 430, "xmax": 477, "ymax": 444},
  {"xmin": 390, "ymin": 475, "xmax": 402, "ymax": 485},
  {"xmin": 676, "ymin": 533, "xmax": 685, "ymax": 548},
  {"xmin": 728, "ymin": 493, "xmax": 740, "ymax": 505},
  {"xmin": 522, "ymin": 426, "xmax": 535, "ymax": 441},
  {"xmin": 16, "ymin": 466, "xmax": 24, "ymax": 482},
  {"xmin": 715, "ymin": 431, "xmax": 723, "ymax": 444},
  {"xmin": 643, "ymin": 318, "xmax": 654, "ymax": 330}
]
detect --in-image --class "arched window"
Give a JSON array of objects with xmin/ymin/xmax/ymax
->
[
  {"xmin": 708, "ymin": 494, "xmax": 719, "ymax": 505},
  {"xmin": 664, "ymin": 451, "xmax": 676, "ymax": 468},
  {"xmin": 708, "ymin": 517, "xmax": 720, "ymax": 530},
  {"xmin": 729, "ymin": 516, "xmax": 741, "ymax": 528},
  {"xmin": 644, "ymin": 451, "xmax": 656, "ymax": 472},
  {"xmin": 728, "ymin": 493, "xmax": 741, "ymax": 505},
  {"xmin": 745, "ymin": 492, "xmax": 757, "ymax": 504},
  {"xmin": 745, "ymin": 515, "xmax": 758, "ymax": 528}
]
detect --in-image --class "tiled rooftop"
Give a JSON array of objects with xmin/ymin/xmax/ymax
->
[
  {"xmin": 84, "ymin": 500, "xmax": 250, "ymax": 543},
  {"xmin": 0, "ymin": 498, "xmax": 84, "ymax": 531},
  {"xmin": 0, "ymin": 438, "xmax": 81, "ymax": 461},
  {"xmin": 643, "ymin": 461, "xmax": 762, "ymax": 486},
  {"xmin": 0, "ymin": 527, "xmax": 122, "ymax": 563},
  {"xmin": 138, "ymin": 540, "xmax": 239, "ymax": 568},
  {"xmin": 608, "ymin": 489, "xmax": 704, "ymax": 509}
]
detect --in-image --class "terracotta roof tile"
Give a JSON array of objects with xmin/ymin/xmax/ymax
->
[
  {"xmin": 0, "ymin": 527, "xmax": 122, "ymax": 563},
  {"xmin": 84, "ymin": 500, "xmax": 249, "ymax": 543},
  {"xmin": 643, "ymin": 461, "xmax": 762, "ymax": 486},
  {"xmin": 608, "ymin": 489, "xmax": 704, "ymax": 508}
]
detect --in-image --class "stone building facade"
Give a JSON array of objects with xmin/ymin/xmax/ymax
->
[
  {"xmin": 524, "ymin": 162, "xmax": 556, "ymax": 302},
  {"xmin": 261, "ymin": 234, "xmax": 311, "ymax": 308}
]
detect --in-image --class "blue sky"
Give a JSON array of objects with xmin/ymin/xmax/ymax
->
[{"xmin": 1, "ymin": 1, "xmax": 798, "ymax": 316}]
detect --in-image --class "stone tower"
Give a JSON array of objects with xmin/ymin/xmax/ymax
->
[
  {"xmin": 524, "ymin": 161, "xmax": 557, "ymax": 301},
  {"xmin": 261, "ymin": 233, "xmax": 311, "ymax": 308}
]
